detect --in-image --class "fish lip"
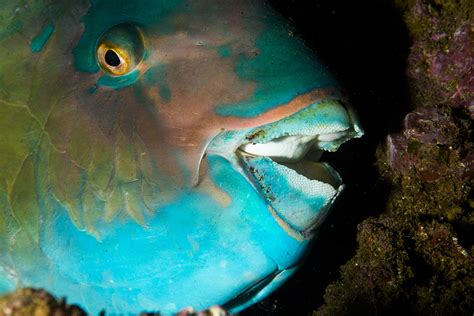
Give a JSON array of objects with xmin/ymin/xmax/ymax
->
[
  {"xmin": 235, "ymin": 98, "xmax": 363, "ymax": 165},
  {"xmin": 237, "ymin": 99, "xmax": 363, "ymax": 148},
  {"xmin": 235, "ymin": 151, "xmax": 344, "ymax": 240},
  {"xmin": 231, "ymin": 99, "xmax": 363, "ymax": 238}
]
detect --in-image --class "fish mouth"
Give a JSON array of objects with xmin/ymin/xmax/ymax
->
[
  {"xmin": 237, "ymin": 135, "xmax": 345, "ymax": 190},
  {"xmin": 232, "ymin": 99, "xmax": 363, "ymax": 239}
]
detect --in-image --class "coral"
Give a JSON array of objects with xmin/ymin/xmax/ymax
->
[
  {"xmin": 385, "ymin": 106, "xmax": 469, "ymax": 185},
  {"xmin": 396, "ymin": 0, "xmax": 473, "ymax": 116},
  {"xmin": 316, "ymin": 0, "xmax": 473, "ymax": 315},
  {"xmin": 0, "ymin": 288, "xmax": 86, "ymax": 316},
  {"xmin": 313, "ymin": 216, "xmax": 414, "ymax": 315},
  {"xmin": 317, "ymin": 154, "xmax": 473, "ymax": 314},
  {"xmin": 0, "ymin": 288, "xmax": 230, "ymax": 316}
]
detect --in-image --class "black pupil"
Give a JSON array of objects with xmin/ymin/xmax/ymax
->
[{"xmin": 105, "ymin": 50, "xmax": 121, "ymax": 67}]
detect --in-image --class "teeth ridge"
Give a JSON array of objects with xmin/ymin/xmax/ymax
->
[
  {"xmin": 238, "ymin": 131, "xmax": 350, "ymax": 163},
  {"xmin": 239, "ymin": 134, "xmax": 318, "ymax": 163}
]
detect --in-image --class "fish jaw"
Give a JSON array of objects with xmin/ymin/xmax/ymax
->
[{"xmin": 207, "ymin": 99, "xmax": 363, "ymax": 239}]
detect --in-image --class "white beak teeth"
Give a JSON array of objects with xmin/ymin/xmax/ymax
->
[
  {"xmin": 317, "ymin": 131, "xmax": 348, "ymax": 142},
  {"xmin": 239, "ymin": 135, "xmax": 318, "ymax": 163},
  {"xmin": 238, "ymin": 132, "xmax": 348, "ymax": 163}
]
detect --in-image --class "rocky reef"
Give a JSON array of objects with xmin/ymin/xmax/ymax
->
[
  {"xmin": 0, "ymin": 288, "xmax": 86, "ymax": 316},
  {"xmin": 315, "ymin": 0, "xmax": 473, "ymax": 314},
  {"xmin": 0, "ymin": 288, "xmax": 229, "ymax": 316}
]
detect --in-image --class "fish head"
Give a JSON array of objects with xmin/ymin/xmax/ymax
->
[
  {"xmin": 0, "ymin": 0, "xmax": 363, "ymax": 313},
  {"xmin": 70, "ymin": 0, "xmax": 363, "ymax": 188}
]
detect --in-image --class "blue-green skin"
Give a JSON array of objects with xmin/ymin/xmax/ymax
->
[{"xmin": 0, "ymin": 0, "xmax": 363, "ymax": 314}]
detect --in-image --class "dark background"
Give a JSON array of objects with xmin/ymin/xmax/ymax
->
[{"xmin": 242, "ymin": 1, "xmax": 411, "ymax": 314}]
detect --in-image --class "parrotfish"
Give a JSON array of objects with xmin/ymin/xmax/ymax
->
[{"xmin": 0, "ymin": 0, "xmax": 363, "ymax": 314}]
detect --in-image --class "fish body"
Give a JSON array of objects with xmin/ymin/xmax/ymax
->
[{"xmin": 0, "ymin": 0, "xmax": 362, "ymax": 314}]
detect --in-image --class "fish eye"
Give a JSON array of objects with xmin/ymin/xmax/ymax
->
[{"xmin": 96, "ymin": 24, "xmax": 145, "ymax": 76}]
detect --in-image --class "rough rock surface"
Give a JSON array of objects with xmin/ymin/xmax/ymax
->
[
  {"xmin": 0, "ymin": 288, "xmax": 230, "ymax": 316},
  {"xmin": 0, "ymin": 288, "xmax": 86, "ymax": 316},
  {"xmin": 400, "ymin": 0, "xmax": 473, "ymax": 116},
  {"xmin": 315, "ymin": 0, "xmax": 473, "ymax": 315}
]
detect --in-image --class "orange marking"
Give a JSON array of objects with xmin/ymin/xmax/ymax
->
[{"xmin": 222, "ymin": 88, "xmax": 340, "ymax": 130}]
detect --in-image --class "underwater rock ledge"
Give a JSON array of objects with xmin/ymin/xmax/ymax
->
[
  {"xmin": 315, "ymin": 0, "xmax": 473, "ymax": 315},
  {"xmin": 0, "ymin": 288, "xmax": 229, "ymax": 316},
  {"xmin": 0, "ymin": 288, "xmax": 86, "ymax": 316}
]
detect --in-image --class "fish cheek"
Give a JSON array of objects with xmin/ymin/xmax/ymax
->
[
  {"xmin": 43, "ymin": 82, "xmax": 181, "ymax": 232},
  {"xmin": 136, "ymin": 50, "xmax": 257, "ymax": 184}
]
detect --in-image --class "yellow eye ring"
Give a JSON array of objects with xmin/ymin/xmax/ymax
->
[
  {"xmin": 97, "ymin": 43, "xmax": 131, "ymax": 76},
  {"xmin": 96, "ymin": 24, "xmax": 145, "ymax": 76}
]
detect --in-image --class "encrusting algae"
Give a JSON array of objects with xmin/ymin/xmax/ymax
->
[{"xmin": 315, "ymin": 0, "xmax": 473, "ymax": 314}]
